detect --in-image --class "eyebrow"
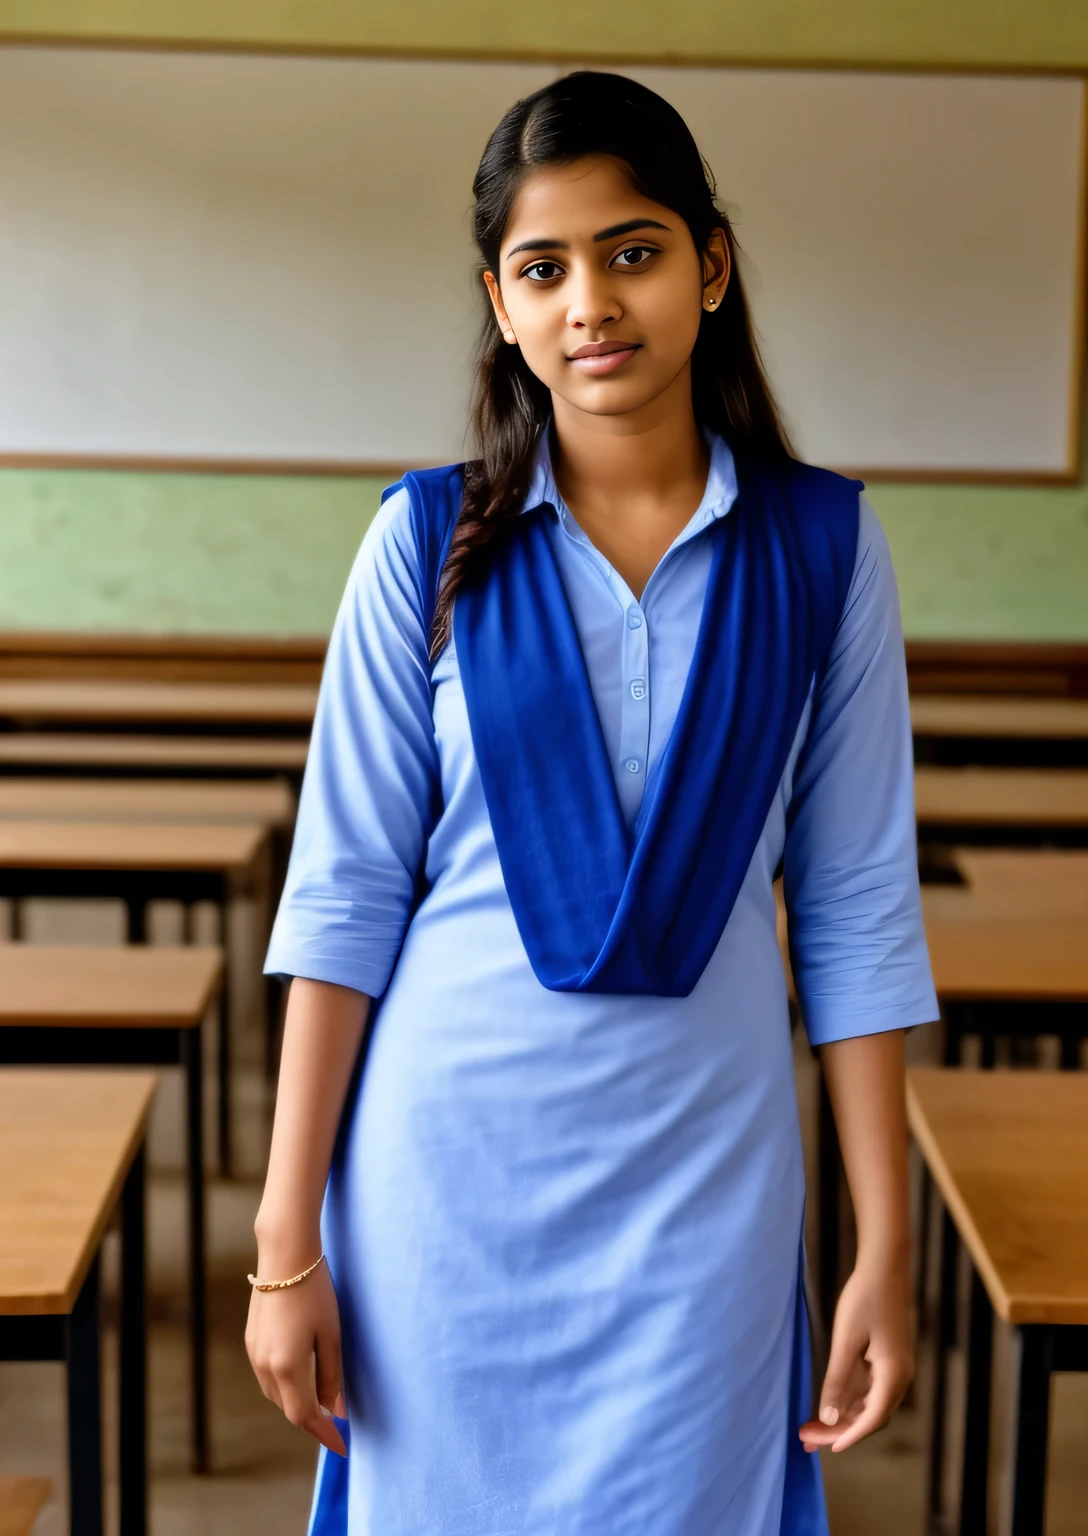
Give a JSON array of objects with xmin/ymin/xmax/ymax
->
[{"xmin": 505, "ymin": 218, "xmax": 671, "ymax": 260}]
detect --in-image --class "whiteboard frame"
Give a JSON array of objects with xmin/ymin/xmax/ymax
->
[{"xmin": 0, "ymin": 47, "xmax": 1083, "ymax": 486}]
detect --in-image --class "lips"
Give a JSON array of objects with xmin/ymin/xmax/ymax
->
[
  {"xmin": 568, "ymin": 341, "xmax": 640, "ymax": 359},
  {"xmin": 566, "ymin": 340, "xmax": 641, "ymax": 375}
]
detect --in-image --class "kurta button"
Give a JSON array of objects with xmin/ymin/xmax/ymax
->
[
  {"xmin": 625, "ymin": 759, "xmax": 640, "ymax": 774},
  {"xmin": 630, "ymin": 679, "xmax": 646, "ymax": 701},
  {"xmin": 627, "ymin": 609, "xmax": 643, "ymax": 629}
]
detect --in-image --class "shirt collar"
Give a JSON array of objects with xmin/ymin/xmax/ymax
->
[{"xmin": 523, "ymin": 426, "xmax": 739, "ymax": 525}]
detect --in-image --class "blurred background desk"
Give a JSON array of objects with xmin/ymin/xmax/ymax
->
[{"xmin": 908, "ymin": 1068, "xmax": 1088, "ymax": 1536}]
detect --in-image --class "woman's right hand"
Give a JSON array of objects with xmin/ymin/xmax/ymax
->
[{"xmin": 245, "ymin": 1255, "xmax": 348, "ymax": 1457}]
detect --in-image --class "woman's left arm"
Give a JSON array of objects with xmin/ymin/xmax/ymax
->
[
  {"xmin": 798, "ymin": 1030, "xmax": 913, "ymax": 1452},
  {"xmin": 782, "ymin": 497, "xmax": 939, "ymax": 1453}
]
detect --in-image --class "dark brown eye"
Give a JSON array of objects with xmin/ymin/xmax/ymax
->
[
  {"xmin": 614, "ymin": 247, "xmax": 655, "ymax": 268},
  {"xmin": 524, "ymin": 261, "xmax": 563, "ymax": 282}
]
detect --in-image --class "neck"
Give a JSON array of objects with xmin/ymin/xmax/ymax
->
[{"xmin": 549, "ymin": 369, "xmax": 708, "ymax": 520}]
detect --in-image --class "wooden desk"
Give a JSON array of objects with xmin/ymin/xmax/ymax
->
[
  {"xmin": 0, "ymin": 1069, "xmax": 156, "ymax": 1536},
  {"xmin": 911, "ymin": 696, "xmax": 1088, "ymax": 741},
  {"xmin": 0, "ymin": 733, "xmax": 309, "ymax": 776},
  {"xmin": 0, "ymin": 946, "xmax": 223, "ymax": 1479},
  {"xmin": 0, "ymin": 775, "xmax": 296, "ymax": 830},
  {"xmin": 915, "ymin": 766, "xmax": 1088, "ymax": 831},
  {"xmin": 908, "ymin": 1068, "xmax": 1088, "ymax": 1536},
  {"xmin": 0, "ymin": 819, "xmax": 269, "ymax": 1173},
  {"xmin": 0, "ymin": 818, "xmax": 266, "ymax": 874},
  {"xmin": 816, "ymin": 890, "xmax": 1088, "ymax": 1330},
  {"xmin": 0, "ymin": 1479, "xmax": 51, "ymax": 1536},
  {"xmin": 0, "ymin": 679, "xmax": 317, "ymax": 728},
  {"xmin": 922, "ymin": 910, "xmax": 1088, "ymax": 1005},
  {"xmin": 951, "ymin": 849, "xmax": 1088, "ymax": 918}
]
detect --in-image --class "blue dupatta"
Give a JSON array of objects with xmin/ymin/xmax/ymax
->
[{"xmin": 386, "ymin": 454, "xmax": 861, "ymax": 1000}]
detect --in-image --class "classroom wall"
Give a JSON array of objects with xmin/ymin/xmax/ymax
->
[
  {"xmin": 1, "ymin": 464, "xmax": 1086, "ymax": 640},
  {"xmin": 0, "ymin": 15, "xmax": 1083, "ymax": 642},
  {"xmin": 2, "ymin": 0, "xmax": 1087, "ymax": 72}
]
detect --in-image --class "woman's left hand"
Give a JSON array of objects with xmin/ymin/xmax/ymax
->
[{"xmin": 798, "ymin": 1252, "xmax": 914, "ymax": 1454}]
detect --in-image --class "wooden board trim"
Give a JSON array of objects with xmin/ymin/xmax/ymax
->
[
  {"xmin": 0, "ymin": 447, "xmax": 1080, "ymax": 486},
  {"xmin": 0, "ymin": 451, "xmax": 422, "ymax": 478},
  {"xmin": 2, "ymin": 33, "xmax": 1088, "ymax": 78}
]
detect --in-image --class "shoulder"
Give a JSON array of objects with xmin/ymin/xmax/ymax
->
[
  {"xmin": 347, "ymin": 462, "xmax": 465, "ymax": 612},
  {"xmin": 751, "ymin": 458, "xmax": 864, "ymax": 616},
  {"xmin": 824, "ymin": 495, "xmax": 904, "ymax": 675}
]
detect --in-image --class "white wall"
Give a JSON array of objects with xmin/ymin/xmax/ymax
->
[{"xmin": 0, "ymin": 47, "xmax": 1082, "ymax": 475}]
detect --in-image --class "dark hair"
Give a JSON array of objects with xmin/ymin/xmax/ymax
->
[{"xmin": 430, "ymin": 69, "xmax": 794, "ymax": 657}]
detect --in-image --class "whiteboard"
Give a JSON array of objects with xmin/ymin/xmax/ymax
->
[{"xmin": 0, "ymin": 47, "xmax": 1083, "ymax": 477}]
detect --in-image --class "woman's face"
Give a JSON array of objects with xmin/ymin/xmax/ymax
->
[{"xmin": 483, "ymin": 155, "xmax": 729, "ymax": 424}]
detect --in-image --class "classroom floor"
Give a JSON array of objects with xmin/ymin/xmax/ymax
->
[{"xmin": 2, "ymin": 897, "xmax": 1086, "ymax": 1535}]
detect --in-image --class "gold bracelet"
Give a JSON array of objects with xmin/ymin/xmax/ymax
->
[{"xmin": 247, "ymin": 1253, "xmax": 325, "ymax": 1292}]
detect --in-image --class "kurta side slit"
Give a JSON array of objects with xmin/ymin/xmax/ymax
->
[{"xmin": 266, "ymin": 433, "xmax": 938, "ymax": 1536}]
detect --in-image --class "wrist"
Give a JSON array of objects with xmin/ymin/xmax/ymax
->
[
  {"xmin": 854, "ymin": 1231, "xmax": 911, "ymax": 1278},
  {"xmin": 253, "ymin": 1209, "xmax": 322, "ymax": 1273}
]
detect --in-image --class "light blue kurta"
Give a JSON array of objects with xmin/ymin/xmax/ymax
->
[{"xmin": 266, "ymin": 432, "xmax": 938, "ymax": 1535}]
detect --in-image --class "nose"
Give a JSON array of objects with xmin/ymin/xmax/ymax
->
[{"xmin": 565, "ymin": 266, "xmax": 622, "ymax": 331}]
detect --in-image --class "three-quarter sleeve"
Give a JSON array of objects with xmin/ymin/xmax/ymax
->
[
  {"xmin": 783, "ymin": 498, "xmax": 939, "ymax": 1047},
  {"xmin": 264, "ymin": 488, "xmax": 440, "ymax": 999}
]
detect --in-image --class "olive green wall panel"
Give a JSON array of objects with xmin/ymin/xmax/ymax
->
[
  {"xmin": 1, "ymin": 468, "xmax": 1086, "ymax": 640},
  {"xmin": 1, "ymin": 0, "xmax": 1087, "ymax": 72}
]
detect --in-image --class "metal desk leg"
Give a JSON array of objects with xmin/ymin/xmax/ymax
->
[
  {"xmin": 119, "ymin": 1144, "xmax": 148, "ymax": 1536},
  {"xmin": 818, "ymin": 1071, "xmax": 841, "ymax": 1331},
  {"xmin": 959, "ymin": 1265, "xmax": 993, "ymax": 1536},
  {"xmin": 182, "ymin": 1023, "xmax": 210, "ymax": 1474},
  {"xmin": 127, "ymin": 897, "xmax": 148, "ymax": 945},
  {"xmin": 1000, "ymin": 1327, "xmax": 1053, "ymax": 1536},
  {"xmin": 916, "ymin": 1161, "xmax": 933, "ymax": 1334},
  {"xmin": 217, "ymin": 899, "xmax": 233, "ymax": 1178},
  {"xmin": 928, "ymin": 1205, "xmax": 959, "ymax": 1524},
  {"xmin": 67, "ymin": 1254, "xmax": 103, "ymax": 1536}
]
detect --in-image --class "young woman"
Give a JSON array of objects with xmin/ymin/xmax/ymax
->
[{"xmin": 247, "ymin": 71, "xmax": 937, "ymax": 1535}]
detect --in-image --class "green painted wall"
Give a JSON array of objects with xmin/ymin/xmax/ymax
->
[
  {"xmin": 1, "ymin": 466, "xmax": 1086, "ymax": 640},
  {"xmin": 1, "ymin": 0, "xmax": 1087, "ymax": 72}
]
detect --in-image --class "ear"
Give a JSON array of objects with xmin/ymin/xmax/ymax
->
[
  {"xmin": 483, "ymin": 269, "xmax": 518, "ymax": 345},
  {"xmin": 701, "ymin": 228, "xmax": 731, "ymax": 311}
]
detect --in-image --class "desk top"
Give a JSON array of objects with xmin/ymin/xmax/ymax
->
[
  {"xmin": 915, "ymin": 766, "xmax": 1088, "ymax": 826},
  {"xmin": 952, "ymin": 848, "xmax": 1088, "ymax": 916},
  {"xmin": 911, "ymin": 695, "xmax": 1088, "ymax": 740},
  {"xmin": 0, "ymin": 818, "xmax": 267, "ymax": 873},
  {"xmin": 0, "ymin": 1069, "xmax": 157, "ymax": 1315},
  {"xmin": 0, "ymin": 1477, "xmax": 51, "ymax": 1536},
  {"xmin": 907, "ymin": 1068, "xmax": 1088, "ymax": 1325},
  {"xmin": 922, "ymin": 907, "xmax": 1088, "ymax": 1000},
  {"xmin": 0, "ymin": 945, "xmax": 223, "ymax": 1027},
  {"xmin": 0, "ymin": 678, "xmax": 318, "ymax": 726},
  {"xmin": 0, "ymin": 776, "xmax": 296, "ymax": 829},
  {"xmin": 0, "ymin": 733, "xmax": 309, "ymax": 772}
]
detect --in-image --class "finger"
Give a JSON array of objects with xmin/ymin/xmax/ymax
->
[
  {"xmin": 818, "ymin": 1334, "xmax": 869, "ymax": 1431},
  {"xmin": 278, "ymin": 1361, "xmax": 347, "ymax": 1459},
  {"xmin": 252, "ymin": 1363, "xmax": 284, "ymax": 1412},
  {"xmin": 278, "ymin": 1376, "xmax": 345, "ymax": 1456},
  {"xmin": 798, "ymin": 1418, "xmax": 840, "ymax": 1451},
  {"xmin": 315, "ymin": 1327, "xmax": 343, "ymax": 1414},
  {"xmin": 829, "ymin": 1361, "xmax": 903, "ymax": 1453}
]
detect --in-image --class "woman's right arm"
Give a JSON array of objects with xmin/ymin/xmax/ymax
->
[
  {"xmin": 248, "ymin": 490, "xmax": 440, "ymax": 1454},
  {"xmin": 245, "ymin": 978, "xmax": 371, "ymax": 1457}
]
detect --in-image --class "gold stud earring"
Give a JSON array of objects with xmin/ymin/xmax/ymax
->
[{"xmin": 707, "ymin": 297, "xmax": 717, "ymax": 308}]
